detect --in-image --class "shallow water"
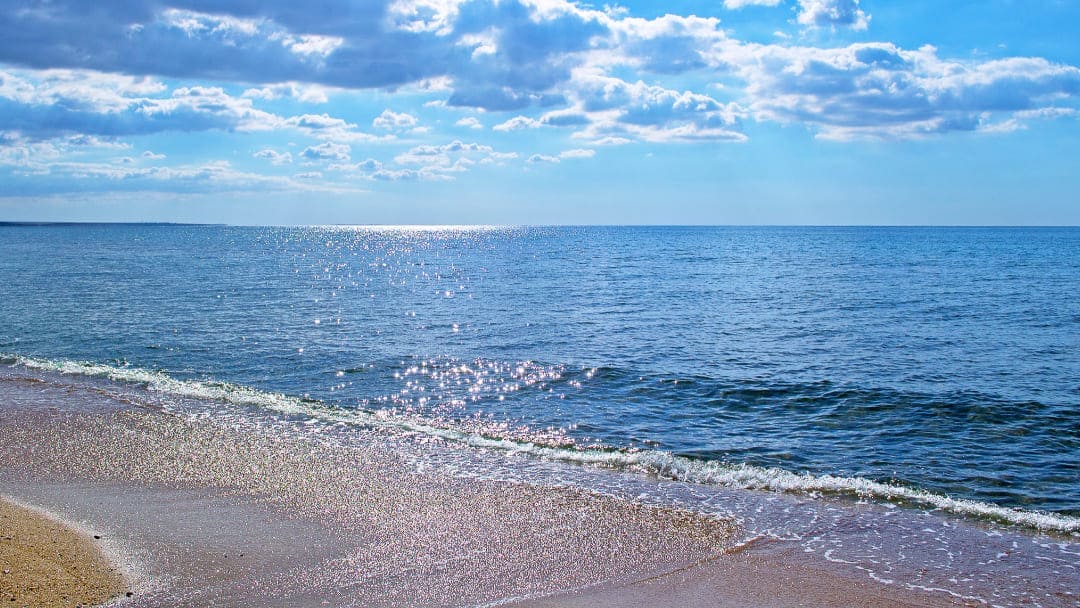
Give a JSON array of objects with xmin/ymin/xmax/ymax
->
[
  {"xmin": 1, "ymin": 224, "xmax": 1076, "ymax": 520},
  {"xmin": 0, "ymin": 367, "xmax": 737, "ymax": 608},
  {"xmin": 1, "ymin": 364, "xmax": 1077, "ymax": 607}
]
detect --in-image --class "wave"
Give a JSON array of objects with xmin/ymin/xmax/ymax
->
[{"xmin": 3, "ymin": 353, "xmax": 1078, "ymax": 535}]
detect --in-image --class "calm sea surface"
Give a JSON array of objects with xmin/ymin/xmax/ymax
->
[{"xmin": 1, "ymin": 224, "xmax": 1077, "ymax": 519}]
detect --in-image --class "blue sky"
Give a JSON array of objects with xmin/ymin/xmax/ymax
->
[{"xmin": 0, "ymin": 0, "xmax": 1077, "ymax": 225}]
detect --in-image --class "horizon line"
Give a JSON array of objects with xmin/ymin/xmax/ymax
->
[{"xmin": 2, "ymin": 221, "xmax": 1079, "ymax": 229}]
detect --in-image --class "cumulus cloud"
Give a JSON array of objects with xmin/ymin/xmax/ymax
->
[
  {"xmin": 728, "ymin": 42, "xmax": 1080, "ymax": 139},
  {"xmin": 567, "ymin": 73, "xmax": 746, "ymax": 143},
  {"xmin": 0, "ymin": 3, "xmax": 407, "ymax": 85},
  {"xmin": 0, "ymin": 0, "xmax": 1072, "ymax": 146},
  {"xmin": 373, "ymin": 109, "xmax": 419, "ymax": 130},
  {"xmin": 283, "ymin": 113, "xmax": 388, "ymax": 142},
  {"xmin": 284, "ymin": 113, "xmax": 352, "ymax": 132},
  {"xmin": 797, "ymin": 0, "xmax": 870, "ymax": 30},
  {"xmin": 0, "ymin": 69, "xmax": 280, "ymax": 140},
  {"xmin": 372, "ymin": 168, "xmax": 425, "ymax": 181},
  {"xmin": 0, "ymin": 0, "xmax": 598, "ymax": 112},
  {"xmin": 0, "ymin": 132, "xmax": 136, "ymax": 170},
  {"xmin": 0, "ymin": 1, "xmax": 1071, "ymax": 147},
  {"xmin": 455, "ymin": 116, "xmax": 483, "ymax": 129},
  {"xmin": 242, "ymin": 83, "xmax": 330, "ymax": 103},
  {"xmin": 0, "ymin": 0, "xmax": 1075, "ymax": 198},
  {"xmin": 254, "ymin": 149, "xmax": 293, "ymax": 165},
  {"xmin": 391, "ymin": 139, "xmax": 516, "ymax": 179},
  {"xmin": 301, "ymin": 141, "xmax": 350, "ymax": 161},
  {"xmin": 493, "ymin": 116, "xmax": 541, "ymax": 131},
  {"xmin": 329, "ymin": 158, "xmax": 383, "ymax": 173},
  {"xmin": 141, "ymin": 150, "xmax": 166, "ymax": 160}
]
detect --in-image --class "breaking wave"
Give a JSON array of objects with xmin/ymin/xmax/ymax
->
[{"xmin": 4, "ymin": 353, "xmax": 1078, "ymax": 535}]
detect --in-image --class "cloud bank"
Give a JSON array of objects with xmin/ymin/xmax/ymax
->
[{"xmin": 0, "ymin": 0, "xmax": 1077, "ymax": 196}]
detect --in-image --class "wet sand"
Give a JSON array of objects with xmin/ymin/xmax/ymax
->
[
  {"xmin": 0, "ymin": 498, "xmax": 126, "ymax": 607},
  {"xmin": 0, "ymin": 370, "xmax": 964, "ymax": 607},
  {"xmin": 516, "ymin": 540, "xmax": 957, "ymax": 608}
]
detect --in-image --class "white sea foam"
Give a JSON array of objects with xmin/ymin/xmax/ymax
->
[{"xmin": 5, "ymin": 354, "xmax": 1078, "ymax": 535}]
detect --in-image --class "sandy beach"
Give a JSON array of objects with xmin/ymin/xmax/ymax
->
[
  {"xmin": 0, "ymin": 497, "xmax": 126, "ymax": 607},
  {"xmin": 0, "ymin": 367, "xmax": 1019, "ymax": 607}
]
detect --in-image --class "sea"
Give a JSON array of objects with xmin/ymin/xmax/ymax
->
[{"xmin": 1, "ymin": 224, "xmax": 1078, "ymax": 604}]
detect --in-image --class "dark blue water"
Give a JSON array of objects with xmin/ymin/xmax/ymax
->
[{"xmin": 1, "ymin": 224, "xmax": 1077, "ymax": 518}]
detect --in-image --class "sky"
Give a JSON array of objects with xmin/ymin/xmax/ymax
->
[{"xmin": 0, "ymin": 0, "xmax": 1078, "ymax": 225}]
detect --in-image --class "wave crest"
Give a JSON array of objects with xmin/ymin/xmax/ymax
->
[{"xmin": 4, "ymin": 353, "xmax": 1077, "ymax": 535}]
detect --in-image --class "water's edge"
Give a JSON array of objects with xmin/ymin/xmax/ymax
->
[{"xmin": 4, "ymin": 353, "xmax": 1076, "ymax": 535}]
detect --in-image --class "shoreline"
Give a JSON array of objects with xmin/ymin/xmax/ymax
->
[
  {"xmin": 1, "ymin": 365, "xmax": 1073, "ymax": 607},
  {"xmin": 0, "ymin": 497, "xmax": 127, "ymax": 607},
  {"xmin": 0, "ymin": 369, "xmax": 739, "ymax": 607},
  {"xmin": 515, "ymin": 541, "xmax": 954, "ymax": 608},
  {"xmin": 4, "ymin": 353, "xmax": 1074, "ymax": 537},
  {"xmin": 2, "ymin": 483, "xmax": 958, "ymax": 608}
]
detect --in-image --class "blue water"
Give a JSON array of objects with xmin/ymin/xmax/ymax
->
[{"xmin": 1, "ymin": 224, "xmax": 1077, "ymax": 520}]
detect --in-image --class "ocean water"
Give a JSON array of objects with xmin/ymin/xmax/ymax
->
[{"xmin": 0, "ymin": 224, "xmax": 1077, "ymax": 529}]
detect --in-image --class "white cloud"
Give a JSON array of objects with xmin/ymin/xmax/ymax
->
[
  {"xmin": 159, "ymin": 8, "xmax": 347, "ymax": 62},
  {"xmin": 0, "ymin": 0, "xmax": 1074, "ymax": 190},
  {"xmin": 0, "ymin": 69, "xmax": 281, "ymax": 139},
  {"xmin": 284, "ymin": 113, "xmax": 390, "ymax": 142},
  {"xmin": 391, "ymin": 140, "xmax": 515, "ymax": 179},
  {"xmin": 242, "ymin": 83, "xmax": 330, "ymax": 103},
  {"xmin": 565, "ymin": 73, "xmax": 747, "ymax": 143},
  {"xmin": 0, "ymin": 0, "xmax": 1069, "ymax": 149},
  {"xmin": 797, "ymin": 0, "xmax": 870, "ymax": 30},
  {"xmin": 301, "ymin": 142, "xmax": 351, "ymax": 161},
  {"xmin": 373, "ymin": 109, "xmax": 420, "ymax": 130},
  {"xmin": 286, "ymin": 113, "xmax": 354, "ymax": 132},
  {"xmin": 0, "ymin": 132, "xmax": 133, "ymax": 168},
  {"xmin": 395, "ymin": 140, "xmax": 492, "ymax": 164},
  {"xmin": 527, "ymin": 153, "xmax": 560, "ymax": 163},
  {"xmin": 386, "ymin": 0, "xmax": 466, "ymax": 36},
  {"xmin": 455, "ymin": 116, "xmax": 484, "ymax": 129},
  {"xmin": 372, "ymin": 168, "xmax": 425, "ymax": 181},
  {"xmin": 329, "ymin": 158, "xmax": 383, "ymax": 173},
  {"xmin": 254, "ymin": 149, "xmax": 293, "ymax": 165},
  {"xmin": 727, "ymin": 42, "xmax": 1080, "ymax": 140},
  {"xmin": 66, "ymin": 135, "xmax": 129, "ymax": 150},
  {"xmin": 493, "ymin": 116, "xmax": 541, "ymax": 131},
  {"xmin": 559, "ymin": 148, "xmax": 595, "ymax": 159},
  {"xmin": 0, "ymin": 155, "xmax": 357, "ymax": 195},
  {"xmin": 158, "ymin": 9, "xmax": 261, "ymax": 39},
  {"xmin": 591, "ymin": 136, "xmax": 633, "ymax": 145},
  {"xmin": 278, "ymin": 34, "xmax": 344, "ymax": 58},
  {"xmin": 141, "ymin": 150, "xmax": 166, "ymax": 160}
]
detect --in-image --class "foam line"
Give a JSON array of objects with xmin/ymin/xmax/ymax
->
[{"xmin": 4, "ymin": 354, "xmax": 1077, "ymax": 535}]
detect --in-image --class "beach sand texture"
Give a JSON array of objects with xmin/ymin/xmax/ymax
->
[
  {"xmin": 1, "ymin": 371, "xmax": 736, "ymax": 607},
  {"xmin": 0, "ymin": 369, "xmax": 973, "ymax": 607},
  {"xmin": 0, "ymin": 498, "xmax": 126, "ymax": 607}
]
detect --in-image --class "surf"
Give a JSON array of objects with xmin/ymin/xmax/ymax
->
[{"xmin": 4, "ymin": 353, "xmax": 1077, "ymax": 535}]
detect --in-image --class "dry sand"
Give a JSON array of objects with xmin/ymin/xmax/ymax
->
[{"xmin": 0, "ymin": 498, "xmax": 126, "ymax": 608}]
